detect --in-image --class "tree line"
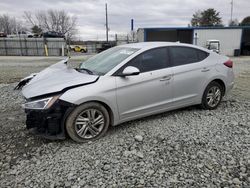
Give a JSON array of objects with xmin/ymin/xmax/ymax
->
[
  {"xmin": 0, "ymin": 8, "xmax": 250, "ymax": 39},
  {"xmin": 0, "ymin": 9, "xmax": 77, "ymax": 39},
  {"xmin": 190, "ymin": 8, "xmax": 250, "ymax": 27}
]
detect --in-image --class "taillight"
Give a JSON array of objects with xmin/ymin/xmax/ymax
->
[{"xmin": 224, "ymin": 60, "xmax": 233, "ymax": 68}]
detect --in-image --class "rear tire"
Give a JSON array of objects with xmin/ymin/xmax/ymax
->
[
  {"xmin": 201, "ymin": 81, "xmax": 223, "ymax": 110},
  {"xmin": 65, "ymin": 102, "xmax": 110, "ymax": 143}
]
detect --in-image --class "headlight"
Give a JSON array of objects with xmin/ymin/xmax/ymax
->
[{"xmin": 22, "ymin": 95, "xmax": 60, "ymax": 110}]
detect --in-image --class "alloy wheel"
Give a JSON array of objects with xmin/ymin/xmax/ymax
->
[
  {"xmin": 206, "ymin": 86, "xmax": 221, "ymax": 108},
  {"xmin": 74, "ymin": 109, "xmax": 105, "ymax": 139}
]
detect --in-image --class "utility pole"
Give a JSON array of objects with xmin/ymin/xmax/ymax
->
[
  {"xmin": 105, "ymin": 3, "xmax": 109, "ymax": 42},
  {"xmin": 131, "ymin": 19, "xmax": 134, "ymax": 42},
  {"xmin": 230, "ymin": 0, "xmax": 234, "ymax": 23}
]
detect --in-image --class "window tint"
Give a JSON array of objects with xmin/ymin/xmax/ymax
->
[
  {"xmin": 197, "ymin": 50, "xmax": 209, "ymax": 61},
  {"xmin": 122, "ymin": 47, "xmax": 169, "ymax": 73},
  {"xmin": 141, "ymin": 48, "xmax": 169, "ymax": 72},
  {"xmin": 125, "ymin": 55, "xmax": 142, "ymax": 71},
  {"xmin": 169, "ymin": 47, "xmax": 208, "ymax": 66}
]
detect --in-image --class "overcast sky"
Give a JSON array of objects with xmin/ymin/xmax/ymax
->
[{"xmin": 0, "ymin": 0, "xmax": 249, "ymax": 40}]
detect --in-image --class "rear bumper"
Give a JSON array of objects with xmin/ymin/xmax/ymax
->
[
  {"xmin": 225, "ymin": 81, "xmax": 234, "ymax": 95},
  {"xmin": 25, "ymin": 100, "xmax": 75, "ymax": 140}
]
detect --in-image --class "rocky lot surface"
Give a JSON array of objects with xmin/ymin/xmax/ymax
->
[{"xmin": 0, "ymin": 56, "xmax": 250, "ymax": 187}]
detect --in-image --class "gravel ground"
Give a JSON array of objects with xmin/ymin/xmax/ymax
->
[{"xmin": 0, "ymin": 56, "xmax": 250, "ymax": 187}]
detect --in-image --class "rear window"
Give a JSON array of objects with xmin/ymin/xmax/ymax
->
[
  {"xmin": 169, "ymin": 46, "xmax": 209, "ymax": 66},
  {"xmin": 197, "ymin": 50, "xmax": 209, "ymax": 61}
]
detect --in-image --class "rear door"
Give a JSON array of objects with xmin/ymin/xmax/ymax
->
[
  {"xmin": 169, "ymin": 46, "xmax": 210, "ymax": 106},
  {"xmin": 114, "ymin": 47, "xmax": 173, "ymax": 121}
]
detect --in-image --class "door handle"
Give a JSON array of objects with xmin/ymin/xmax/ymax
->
[
  {"xmin": 160, "ymin": 75, "xmax": 172, "ymax": 81},
  {"xmin": 201, "ymin": 67, "xmax": 210, "ymax": 72}
]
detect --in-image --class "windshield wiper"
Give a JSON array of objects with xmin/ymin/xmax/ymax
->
[{"xmin": 76, "ymin": 68, "xmax": 94, "ymax": 75}]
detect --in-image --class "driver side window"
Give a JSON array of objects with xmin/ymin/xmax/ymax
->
[{"xmin": 116, "ymin": 47, "xmax": 169, "ymax": 74}]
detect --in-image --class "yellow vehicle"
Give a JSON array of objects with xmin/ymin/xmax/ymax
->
[{"xmin": 72, "ymin": 45, "xmax": 87, "ymax": 53}]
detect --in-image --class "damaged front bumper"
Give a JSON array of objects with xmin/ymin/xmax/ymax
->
[{"xmin": 25, "ymin": 100, "xmax": 75, "ymax": 140}]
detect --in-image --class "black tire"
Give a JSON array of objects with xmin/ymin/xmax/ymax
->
[
  {"xmin": 201, "ymin": 81, "xmax": 223, "ymax": 110},
  {"xmin": 80, "ymin": 49, "xmax": 86, "ymax": 53},
  {"xmin": 65, "ymin": 102, "xmax": 110, "ymax": 143}
]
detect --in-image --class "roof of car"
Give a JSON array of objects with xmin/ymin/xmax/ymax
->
[
  {"xmin": 120, "ymin": 42, "xmax": 211, "ymax": 52},
  {"xmin": 121, "ymin": 42, "xmax": 172, "ymax": 48},
  {"xmin": 121, "ymin": 42, "xmax": 194, "ymax": 49}
]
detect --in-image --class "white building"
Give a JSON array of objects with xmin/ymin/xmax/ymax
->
[{"xmin": 137, "ymin": 27, "xmax": 250, "ymax": 56}]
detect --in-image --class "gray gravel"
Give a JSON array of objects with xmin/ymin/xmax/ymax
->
[{"xmin": 0, "ymin": 57, "xmax": 250, "ymax": 187}]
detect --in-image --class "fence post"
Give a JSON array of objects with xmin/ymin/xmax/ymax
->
[
  {"xmin": 19, "ymin": 36, "xmax": 23, "ymax": 56},
  {"xmin": 35, "ymin": 38, "xmax": 39, "ymax": 56},
  {"xmin": 4, "ymin": 38, "xmax": 7, "ymax": 56},
  {"xmin": 24, "ymin": 38, "xmax": 28, "ymax": 56},
  {"xmin": 62, "ymin": 44, "xmax": 64, "ymax": 56},
  {"xmin": 43, "ymin": 38, "xmax": 48, "ymax": 56}
]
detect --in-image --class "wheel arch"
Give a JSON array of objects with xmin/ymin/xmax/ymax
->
[
  {"xmin": 202, "ymin": 76, "xmax": 227, "ymax": 97},
  {"xmin": 77, "ymin": 100, "xmax": 115, "ymax": 126},
  {"xmin": 209, "ymin": 79, "xmax": 226, "ymax": 96},
  {"xmin": 200, "ymin": 78, "xmax": 225, "ymax": 110},
  {"xmin": 63, "ymin": 100, "xmax": 113, "ymax": 142}
]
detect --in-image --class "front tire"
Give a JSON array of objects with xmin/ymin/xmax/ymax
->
[
  {"xmin": 65, "ymin": 102, "xmax": 110, "ymax": 143},
  {"xmin": 201, "ymin": 81, "xmax": 223, "ymax": 110}
]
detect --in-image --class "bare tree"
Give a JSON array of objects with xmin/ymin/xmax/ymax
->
[
  {"xmin": 0, "ymin": 14, "xmax": 19, "ymax": 34},
  {"xmin": 24, "ymin": 10, "xmax": 77, "ymax": 39}
]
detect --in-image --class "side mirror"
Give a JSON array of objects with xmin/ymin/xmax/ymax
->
[{"xmin": 121, "ymin": 66, "xmax": 140, "ymax": 76}]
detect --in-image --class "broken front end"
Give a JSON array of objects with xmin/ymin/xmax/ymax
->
[{"xmin": 23, "ymin": 95, "xmax": 75, "ymax": 140}]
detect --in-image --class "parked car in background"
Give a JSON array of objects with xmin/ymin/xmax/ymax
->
[
  {"xmin": 0, "ymin": 32, "xmax": 7, "ymax": 37},
  {"xmin": 7, "ymin": 31, "xmax": 33, "ymax": 38},
  {"xmin": 72, "ymin": 45, "xmax": 88, "ymax": 53},
  {"xmin": 41, "ymin": 31, "xmax": 65, "ymax": 39},
  {"xmin": 206, "ymin": 39, "xmax": 220, "ymax": 54},
  {"xmin": 17, "ymin": 42, "xmax": 234, "ymax": 142},
  {"xmin": 33, "ymin": 33, "xmax": 41, "ymax": 38},
  {"xmin": 97, "ymin": 42, "xmax": 113, "ymax": 53}
]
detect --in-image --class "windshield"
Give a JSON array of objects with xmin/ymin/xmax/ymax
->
[{"xmin": 80, "ymin": 47, "xmax": 139, "ymax": 75}]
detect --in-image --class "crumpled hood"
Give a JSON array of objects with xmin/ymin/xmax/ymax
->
[{"xmin": 22, "ymin": 59, "xmax": 99, "ymax": 99}]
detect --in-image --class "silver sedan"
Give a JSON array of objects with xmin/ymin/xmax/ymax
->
[{"xmin": 20, "ymin": 42, "xmax": 234, "ymax": 142}]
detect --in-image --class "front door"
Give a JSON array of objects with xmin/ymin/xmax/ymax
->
[{"xmin": 114, "ymin": 47, "xmax": 173, "ymax": 121}]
